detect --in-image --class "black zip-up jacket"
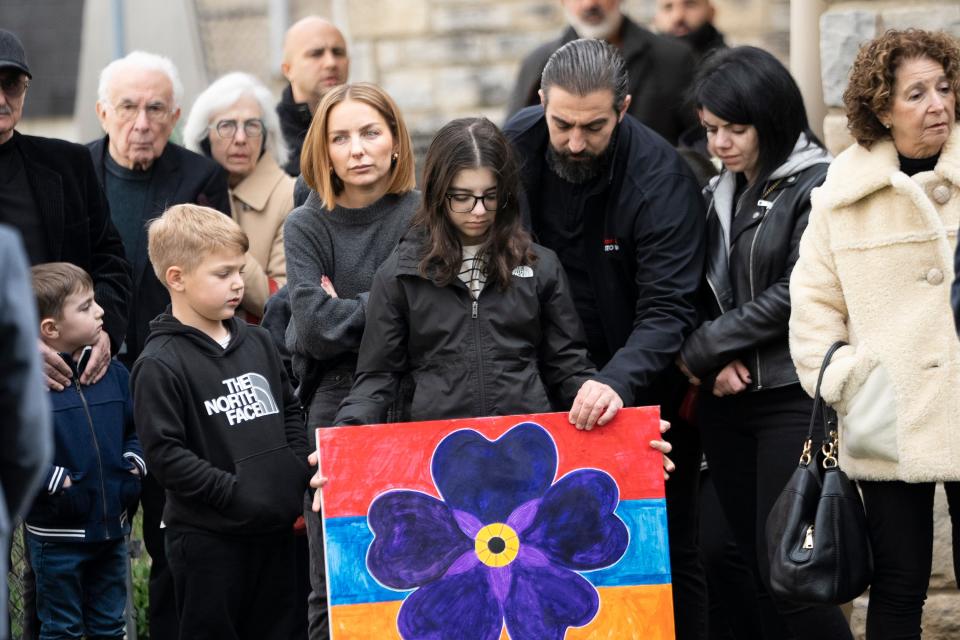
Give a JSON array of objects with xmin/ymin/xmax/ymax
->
[
  {"xmin": 504, "ymin": 107, "xmax": 705, "ymax": 408},
  {"xmin": 334, "ymin": 230, "xmax": 596, "ymax": 425},
  {"xmin": 680, "ymin": 162, "xmax": 829, "ymax": 391},
  {"xmin": 131, "ymin": 312, "xmax": 311, "ymax": 535},
  {"xmin": 26, "ymin": 353, "xmax": 143, "ymax": 542},
  {"xmin": 276, "ymin": 85, "xmax": 312, "ymax": 177}
]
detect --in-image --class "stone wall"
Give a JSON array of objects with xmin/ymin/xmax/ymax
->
[
  {"xmin": 820, "ymin": 0, "xmax": 960, "ymax": 154},
  {"xmin": 819, "ymin": 3, "xmax": 960, "ymax": 637},
  {"xmin": 192, "ymin": 0, "xmax": 788, "ymax": 145}
]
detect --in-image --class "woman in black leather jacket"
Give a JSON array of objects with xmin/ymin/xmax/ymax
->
[{"xmin": 676, "ymin": 47, "xmax": 847, "ymax": 640}]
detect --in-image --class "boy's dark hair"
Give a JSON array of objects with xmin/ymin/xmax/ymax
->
[
  {"xmin": 31, "ymin": 262, "xmax": 94, "ymax": 319},
  {"xmin": 413, "ymin": 116, "xmax": 536, "ymax": 290},
  {"xmin": 692, "ymin": 46, "xmax": 825, "ymax": 192}
]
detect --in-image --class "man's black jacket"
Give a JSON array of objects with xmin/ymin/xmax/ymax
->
[
  {"xmin": 88, "ymin": 137, "xmax": 230, "ymax": 363},
  {"xmin": 13, "ymin": 132, "xmax": 131, "ymax": 352},
  {"xmin": 504, "ymin": 106, "xmax": 705, "ymax": 407}
]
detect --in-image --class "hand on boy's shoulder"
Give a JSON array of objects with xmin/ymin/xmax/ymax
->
[
  {"xmin": 38, "ymin": 339, "xmax": 72, "ymax": 391},
  {"xmin": 78, "ymin": 331, "xmax": 112, "ymax": 385}
]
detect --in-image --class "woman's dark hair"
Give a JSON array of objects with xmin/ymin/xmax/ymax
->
[
  {"xmin": 692, "ymin": 46, "xmax": 824, "ymax": 190},
  {"xmin": 414, "ymin": 117, "xmax": 536, "ymax": 290}
]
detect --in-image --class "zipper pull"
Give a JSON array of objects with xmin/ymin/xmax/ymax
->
[
  {"xmin": 472, "ymin": 300, "xmax": 478, "ymax": 319},
  {"xmin": 802, "ymin": 525, "xmax": 815, "ymax": 550}
]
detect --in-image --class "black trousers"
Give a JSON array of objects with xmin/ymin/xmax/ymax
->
[
  {"xmin": 698, "ymin": 384, "xmax": 852, "ymax": 640},
  {"xmin": 859, "ymin": 480, "xmax": 960, "ymax": 640},
  {"xmin": 166, "ymin": 528, "xmax": 297, "ymax": 640},
  {"xmin": 139, "ymin": 473, "xmax": 178, "ymax": 640},
  {"xmin": 699, "ymin": 469, "xmax": 764, "ymax": 640}
]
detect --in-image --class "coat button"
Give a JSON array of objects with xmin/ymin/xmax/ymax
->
[
  {"xmin": 926, "ymin": 267, "xmax": 944, "ymax": 285},
  {"xmin": 932, "ymin": 185, "xmax": 951, "ymax": 204}
]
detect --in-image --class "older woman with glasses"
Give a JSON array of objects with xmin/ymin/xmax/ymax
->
[{"xmin": 184, "ymin": 72, "xmax": 295, "ymax": 319}]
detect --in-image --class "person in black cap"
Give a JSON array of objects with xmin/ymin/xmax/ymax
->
[{"xmin": 0, "ymin": 29, "xmax": 130, "ymax": 388}]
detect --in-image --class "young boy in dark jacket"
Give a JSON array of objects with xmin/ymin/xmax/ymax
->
[
  {"xmin": 26, "ymin": 262, "xmax": 144, "ymax": 639},
  {"xmin": 130, "ymin": 204, "xmax": 311, "ymax": 640}
]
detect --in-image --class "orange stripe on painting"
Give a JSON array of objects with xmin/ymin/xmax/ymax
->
[
  {"xmin": 318, "ymin": 408, "xmax": 663, "ymax": 518},
  {"xmin": 330, "ymin": 600, "xmax": 401, "ymax": 639},
  {"xmin": 328, "ymin": 584, "xmax": 674, "ymax": 640}
]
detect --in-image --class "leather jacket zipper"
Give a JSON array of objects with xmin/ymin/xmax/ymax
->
[
  {"xmin": 746, "ymin": 184, "xmax": 785, "ymax": 390},
  {"xmin": 748, "ymin": 212, "xmax": 766, "ymax": 390},
  {"xmin": 704, "ymin": 200, "xmax": 728, "ymax": 314},
  {"xmin": 76, "ymin": 382, "xmax": 109, "ymax": 530}
]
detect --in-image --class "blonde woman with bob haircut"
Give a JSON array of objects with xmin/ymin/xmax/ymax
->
[
  {"xmin": 282, "ymin": 82, "xmax": 418, "ymax": 637},
  {"xmin": 183, "ymin": 72, "xmax": 295, "ymax": 321}
]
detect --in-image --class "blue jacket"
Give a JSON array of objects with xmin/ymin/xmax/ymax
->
[{"xmin": 25, "ymin": 353, "xmax": 144, "ymax": 542}]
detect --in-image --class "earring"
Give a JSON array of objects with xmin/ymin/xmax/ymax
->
[
  {"xmin": 392, "ymin": 152, "xmax": 399, "ymax": 160},
  {"xmin": 884, "ymin": 122, "xmax": 891, "ymax": 129}
]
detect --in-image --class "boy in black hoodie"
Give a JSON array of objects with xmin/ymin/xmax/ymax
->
[{"xmin": 130, "ymin": 204, "xmax": 312, "ymax": 640}]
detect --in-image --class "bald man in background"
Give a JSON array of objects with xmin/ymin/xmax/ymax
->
[{"xmin": 276, "ymin": 16, "xmax": 349, "ymax": 176}]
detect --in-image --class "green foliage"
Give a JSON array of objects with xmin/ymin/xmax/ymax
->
[{"xmin": 130, "ymin": 514, "xmax": 152, "ymax": 639}]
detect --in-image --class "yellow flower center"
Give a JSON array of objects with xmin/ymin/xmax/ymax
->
[{"xmin": 474, "ymin": 522, "xmax": 520, "ymax": 567}]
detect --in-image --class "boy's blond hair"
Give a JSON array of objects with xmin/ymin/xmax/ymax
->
[
  {"xmin": 147, "ymin": 204, "xmax": 249, "ymax": 282},
  {"xmin": 31, "ymin": 262, "xmax": 94, "ymax": 320}
]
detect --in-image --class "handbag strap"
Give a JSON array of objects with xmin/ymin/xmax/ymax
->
[{"xmin": 801, "ymin": 341, "xmax": 847, "ymax": 468}]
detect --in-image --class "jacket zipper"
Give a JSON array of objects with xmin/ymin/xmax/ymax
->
[
  {"xmin": 76, "ymin": 383, "xmax": 109, "ymax": 532},
  {"xmin": 471, "ymin": 298, "xmax": 486, "ymax": 414},
  {"xmin": 748, "ymin": 210, "xmax": 767, "ymax": 390}
]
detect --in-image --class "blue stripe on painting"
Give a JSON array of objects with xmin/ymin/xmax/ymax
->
[
  {"xmin": 584, "ymin": 498, "xmax": 672, "ymax": 587},
  {"xmin": 325, "ymin": 498, "xmax": 670, "ymax": 606}
]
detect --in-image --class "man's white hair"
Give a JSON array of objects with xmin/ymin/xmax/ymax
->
[
  {"xmin": 182, "ymin": 72, "xmax": 289, "ymax": 168},
  {"xmin": 97, "ymin": 51, "xmax": 184, "ymax": 107}
]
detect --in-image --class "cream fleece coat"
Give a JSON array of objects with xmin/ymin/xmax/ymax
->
[{"xmin": 789, "ymin": 128, "xmax": 960, "ymax": 482}]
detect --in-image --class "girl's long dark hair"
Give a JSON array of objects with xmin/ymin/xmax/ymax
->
[
  {"xmin": 414, "ymin": 117, "xmax": 535, "ymax": 289},
  {"xmin": 692, "ymin": 46, "xmax": 825, "ymax": 192}
]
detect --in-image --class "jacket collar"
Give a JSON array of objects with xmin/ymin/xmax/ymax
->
[
  {"xmin": 559, "ymin": 15, "xmax": 650, "ymax": 62},
  {"xmin": 231, "ymin": 152, "xmax": 286, "ymax": 212},
  {"xmin": 819, "ymin": 126, "xmax": 960, "ymax": 209}
]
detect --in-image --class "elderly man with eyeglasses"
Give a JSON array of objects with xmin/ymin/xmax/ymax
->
[
  {"xmin": 0, "ymin": 29, "xmax": 131, "ymax": 384},
  {"xmin": 86, "ymin": 49, "xmax": 230, "ymax": 640}
]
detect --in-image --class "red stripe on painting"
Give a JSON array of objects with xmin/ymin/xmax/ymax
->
[{"xmin": 317, "ymin": 407, "xmax": 663, "ymax": 519}]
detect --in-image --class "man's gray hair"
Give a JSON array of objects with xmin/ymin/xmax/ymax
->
[
  {"xmin": 540, "ymin": 39, "xmax": 629, "ymax": 112},
  {"xmin": 182, "ymin": 72, "xmax": 289, "ymax": 168},
  {"xmin": 97, "ymin": 51, "xmax": 184, "ymax": 108}
]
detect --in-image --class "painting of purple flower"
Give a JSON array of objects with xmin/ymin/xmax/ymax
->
[{"xmin": 365, "ymin": 422, "xmax": 629, "ymax": 640}]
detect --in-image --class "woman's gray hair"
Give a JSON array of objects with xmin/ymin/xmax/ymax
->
[
  {"xmin": 182, "ymin": 71, "xmax": 289, "ymax": 168},
  {"xmin": 97, "ymin": 51, "xmax": 184, "ymax": 108},
  {"xmin": 540, "ymin": 38, "xmax": 629, "ymax": 112}
]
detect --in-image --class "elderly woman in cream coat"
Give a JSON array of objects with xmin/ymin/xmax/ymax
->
[
  {"xmin": 184, "ymin": 72, "xmax": 295, "ymax": 319},
  {"xmin": 789, "ymin": 29, "xmax": 960, "ymax": 639}
]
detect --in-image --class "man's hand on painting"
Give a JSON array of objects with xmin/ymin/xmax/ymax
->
[
  {"xmin": 568, "ymin": 380, "xmax": 624, "ymax": 430},
  {"xmin": 652, "ymin": 419, "xmax": 675, "ymax": 481},
  {"xmin": 308, "ymin": 450, "xmax": 328, "ymax": 513}
]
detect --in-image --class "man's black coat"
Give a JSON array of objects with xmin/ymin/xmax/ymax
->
[
  {"xmin": 12, "ymin": 131, "xmax": 132, "ymax": 351},
  {"xmin": 87, "ymin": 137, "xmax": 230, "ymax": 363}
]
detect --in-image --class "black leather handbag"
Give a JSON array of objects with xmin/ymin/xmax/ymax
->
[{"xmin": 765, "ymin": 341, "xmax": 873, "ymax": 604}]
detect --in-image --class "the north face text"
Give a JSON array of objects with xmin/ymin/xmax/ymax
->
[{"xmin": 203, "ymin": 373, "xmax": 279, "ymax": 426}]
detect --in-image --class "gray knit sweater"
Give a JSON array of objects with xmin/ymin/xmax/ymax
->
[{"xmin": 283, "ymin": 189, "xmax": 420, "ymax": 384}]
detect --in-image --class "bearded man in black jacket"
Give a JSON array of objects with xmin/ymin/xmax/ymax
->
[{"xmin": 504, "ymin": 39, "xmax": 708, "ymax": 640}]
